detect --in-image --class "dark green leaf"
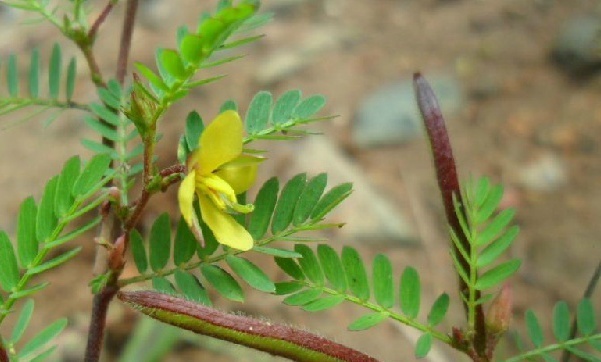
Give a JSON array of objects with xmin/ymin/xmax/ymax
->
[
  {"xmin": 174, "ymin": 217, "xmax": 197, "ymax": 266},
  {"xmin": 293, "ymin": 173, "xmax": 327, "ymax": 225},
  {"xmin": 400, "ymin": 266, "xmax": 421, "ymax": 319},
  {"xmin": 48, "ymin": 43, "xmax": 62, "ymax": 99},
  {"xmin": 552, "ymin": 301, "xmax": 570, "ymax": 342},
  {"xmin": 302, "ymin": 295, "xmax": 345, "ymax": 312},
  {"xmin": 8, "ymin": 54, "xmax": 18, "ymax": 97},
  {"xmin": 272, "ymin": 90, "xmax": 301, "ymax": 125},
  {"xmin": 220, "ymin": 99, "xmax": 238, "ymax": 112},
  {"xmin": 196, "ymin": 217, "xmax": 219, "ymax": 259},
  {"xmin": 525, "ymin": 310, "xmax": 544, "ymax": 347},
  {"xmin": 341, "ymin": 246, "xmax": 369, "ymax": 301},
  {"xmin": 282, "ymin": 289, "xmax": 321, "ymax": 306},
  {"xmin": 83, "ymin": 116, "xmax": 120, "ymax": 141},
  {"xmin": 36, "ymin": 176, "xmax": 58, "ymax": 243},
  {"xmin": 271, "ymin": 173, "xmax": 306, "ymax": 234},
  {"xmin": 373, "ymin": 254, "xmax": 394, "ymax": 308},
  {"xmin": 180, "ymin": 33, "xmax": 204, "ymax": 65},
  {"xmin": 130, "ymin": 229, "xmax": 148, "ymax": 273},
  {"xmin": 295, "ymin": 244, "xmax": 324, "ymax": 286},
  {"xmin": 475, "ymin": 259, "xmax": 521, "ymax": 290},
  {"xmin": 18, "ymin": 318, "xmax": 67, "ymax": 359},
  {"xmin": 317, "ymin": 244, "xmax": 347, "ymax": 292},
  {"xmin": 174, "ymin": 270, "xmax": 211, "ymax": 306},
  {"xmin": 26, "ymin": 247, "xmax": 81, "ymax": 276},
  {"xmin": 11, "ymin": 299, "xmax": 34, "ymax": 343},
  {"xmin": 200, "ymin": 264, "xmax": 244, "ymax": 302},
  {"xmin": 0, "ymin": 231, "xmax": 20, "ymax": 291},
  {"xmin": 248, "ymin": 177, "xmax": 278, "ymax": 240},
  {"xmin": 253, "ymin": 246, "xmax": 301, "ymax": 258},
  {"xmin": 415, "ymin": 333, "xmax": 432, "ymax": 358},
  {"xmin": 185, "ymin": 111, "xmax": 204, "ymax": 151},
  {"xmin": 293, "ymin": 94, "xmax": 326, "ymax": 119},
  {"xmin": 274, "ymin": 256, "xmax": 304, "ymax": 280},
  {"xmin": 17, "ymin": 197, "xmax": 38, "ymax": 268},
  {"xmin": 476, "ymin": 208, "xmax": 515, "ymax": 247},
  {"xmin": 152, "ymin": 277, "xmax": 176, "ymax": 294},
  {"xmin": 72, "ymin": 154, "xmax": 112, "ymax": 197},
  {"xmin": 475, "ymin": 184, "xmax": 503, "ymax": 224},
  {"xmin": 159, "ymin": 49, "xmax": 186, "ymax": 80},
  {"xmin": 149, "ymin": 213, "xmax": 171, "ymax": 272},
  {"xmin": 89, "ymin": 103, "xmax": 120, "ymax": 126},
  {"xmin": 97, "ymin": 87, "xmax": 121, "ymax": 109},
  {"xmin": 347, "ymin": 312, "xmax": 388, "ymax": 331},
  {"xmin": 310, "ymin": 182, "xmax": 353, "ymax": 221},
  {"xmin": 66, "ymin": 58, "xmax": 76, "ymax": 101},
  {"xmin": 275, "ymin": 281, "xmax": 303, "ymax": 295},
  {"xmin": 81, "ymin": 139, "xmax": 119, "ymax": 158},
  {"xmin": 427, "ymin": 293, "xmax": 450, "ymax": 327},
  {"xmin": 576, "ymin": 298, "xmax": 595, "ymax": 336},
  {"xmin": 55, "ymin": 156, "xmax": 81, "ymax": 218},
  {"xmin": 245, "ymin": 91, "xmax": 272, "ymax": 134},
  {"xmin": 226, "ymin": 255, "xmax": 275, "ymax": 293},
  {"xmin": 29, "ymin": 48, "xmax": 40, "ymax": 98},
  {"xmin": 477, "ymin": 226, "xmax": 519, "ymax": 267}
]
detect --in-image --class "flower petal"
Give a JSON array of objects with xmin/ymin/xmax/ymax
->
[
  {"xmin": 196, "ymin": 110, "xmax": 243, "ymax": 175},
  {"xmin": 198, "ymin": 193, "xmax": 253, "ymax": 251},
  {"xmin": 215, "ymin": 155, "xmax": 261, "ymax": 194},
  {"xmin": 178, "ymin": 172, "xmax": 197, "ymax": 226}
]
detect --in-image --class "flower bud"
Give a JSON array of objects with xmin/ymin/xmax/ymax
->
[
  {"xmin": 124, "ymin": 73, "xmax": 158, "ymax": 138},
  {"xmin": 486, "ymin": 283, "xmax": 513, "ymax": 336}
]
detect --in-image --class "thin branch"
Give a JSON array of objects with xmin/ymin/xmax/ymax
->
[
  {"xmin": 84, "ymin": 283, "xmax": 119, "ymax": 362},
  {"xmin": 88, "ymin": 1, "xmax": 117, "ymax": 40},
  {"xmin": 116, "ymin": 0, "xmax": 138, "ymax": 84}
]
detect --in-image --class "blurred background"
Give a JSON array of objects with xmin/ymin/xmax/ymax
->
[{"xmin": 0, "ymin": 0, "xmax": 600, "ymax": 360}]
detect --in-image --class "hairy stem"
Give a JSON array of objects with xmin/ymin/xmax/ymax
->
[
  {"xmin": 413, "ymin": 73, "xmax": 487, "ymax": 355},
  {"xmin": 116, "ymin": 0, "xmax": 138, "ymax": 84},
  {"xmin": 88, "ymin": 1, "xmax": 117, "ymax": 40},
  {"xmin": 84, "ymin": 282, "xmax": 119, "ymax": 362}
]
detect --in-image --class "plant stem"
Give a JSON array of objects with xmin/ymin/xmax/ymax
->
[
  {"xmin": 0, "ymin": 337, "xmax": 8, "ymax": 362},
  {"xmin": 413, "ymin": 73, "xmax": 487, "ymax": 355},
  {"xmin": 88, "ymin": 1, "xmax": 117, "ymax": 40},
  {"xmin": 116, "ymin": 0, "xmax": 138, "ymax": 84},
  {"xmin": 84, "ymin": 282, "xmax": 119, "ymax": 362}
]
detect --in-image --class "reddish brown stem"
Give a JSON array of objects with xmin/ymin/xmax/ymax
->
[
  {"xmin": 0, "ymin": 344, "xmax": 8, "ymax": 362},
  {"xmin": 84, "ymin": 283, "xmax": 118, "ymax": 362},
  {"xmin": 413, "ymin": 73, "xmax": 487, "ymax": 355},
  {"xmin": 116, "ymin": 0, "xmax": 139, "ymax": 84},
  {"xmin": 88, "ymin": 1, "xmax": 116, "ymax": 40}
]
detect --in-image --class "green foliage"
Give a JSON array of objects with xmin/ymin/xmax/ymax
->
[
  {"xmin": 507, "ymin": 299, "xmax": 601, "ymax": 361},
  {"xmin": 0, "ymin": 44, "xmax": 81, "ymax": 125},
  {"xmin": 273, "ymin": 244, "xmax": 452, "ymax": 357}
]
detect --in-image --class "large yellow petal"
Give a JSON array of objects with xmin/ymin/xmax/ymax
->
[
  {"xmin": 178, "ymin": 172, "xmax": 197, "ymax": 227},
  {"xmin": 198, "ymin": 193, "xmax": 253, "ymax": 251},
  {"xmin": 214, "ymin": 156, "xmax": 260, "ymax": 194},
  {"xmin": 196, "ymin": 110, "xmax": 243, "ymax": 175}
]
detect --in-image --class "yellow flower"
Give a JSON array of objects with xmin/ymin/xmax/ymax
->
[{"xmin": 178, "ymin": 110, "xmax": 261, "ymax": 251}]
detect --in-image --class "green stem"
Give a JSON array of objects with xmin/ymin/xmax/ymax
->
[{"xmin": 506, "ymin": 334, "xmax": 601, "ymax": 362}]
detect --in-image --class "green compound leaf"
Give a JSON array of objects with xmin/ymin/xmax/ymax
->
[
  {"xmin": 427, "ymin": 293, "xmax": 450, "ymax": 327},
  {"xmin": 173, "ymin": 269, "xmax": 211, "ymax": 306},
  {"xmin": 272, "ymin": 90, "xmax": 301, "ymax": 125},
  {"xmin": 552, "ymin": 301, "xmax": 570, "ymax": 342},
  {"xmin": 11, "ymin": 299, "xmax": 34, "ymax": 343},
  {"xmin": 475, "ymin": 184, "xmax": 503, "ymax": 224},
  {"xmin": 158, "ymin": 48, "xmax": 186, "ymax": 81},
  {"xmin": 184, "ymin": 111, "xmax": 204, "ymax": 151},
  {"xmin": 130, "ymin": 229, "xmax": 148, "ymax": 273},
  {"xmin": 10, "ymin": 282, "xmax": 49, "ymax": 300},
  {"xmin": 399, "ymin": 266, "xmax": 420, "ymax": 319},
  {"xmin": 293, "ymin": 173, "xmax": 327, "ymax": 226},
  {"xmin": 310, "ymin": 182, "xmax": 353, "ymax": 221},
  {"xmin": 525, "ymin": 309, "xmax": 544, "ymax": 348},
  {"xmin": 29, "ymin": 347, "xmax": 57, "ymax": 362},
  {"xmin": 18, "ymin": 318, "xmax": 67, "ymax": 360},
  {"xmin": 476, "ymin": 208, "xmax": 515, "ymax": 247},
  {"xmin": 54, "ymin": 156, "xmax": 81, "ymax": 218},
  {"xmin": 292, "ymin": 94, "xmax": 326, "ymax": 119},
  {"xmin": 253, "ymin": 246, "xmax": 301, "ymax": 258},
  {"xmin": 275, "ymin": 257, "xmax": 304, "ymax": 280},
  {"xmin": 295, "ymin": 244, "xmax": 324, "ymax": 286},
  {"xmin": 8, "ymin": 54, "xmax": 18, "ymax": 97},
  {"xmin": 200, "ymin": 264, "xmax": 244, "ymax": 302},
  {"xmin": 248, "ymin": 177, "xmax": 278, "ymax": 240},
  {"xmin": 373, "ymin": 254, "xmax": 394, "ymax": 309},
  {"xmin": 66, "ymin": 58, "xmax": 76, "ymax": 101},
  {"xmin": 477, "ymin": 225, "xmax": 519, "ymax": 268},
  {"xmin": 271, "ymin": 173, "xmax": 306, "ymax": 234},
  {"xmin": 283, "ymin": 289, "xmax": 322, "ymax": 307},
  {"xmin": 245, "ymin": 91, "xmax": 272, "ymax": 134},
  {"xmin": 36, "ymin": 176, "xmax": 58, "ymax": 243},
  {"xmin": 415, "ymin": 333, "xmax": 433, "ymax": 359},
  {"xmin": 174, "ymin": 217, "xmax": 197, "ymax": 266},
  {"xmin": 48, "ymin": 43, "xmax": 62, "ymax": 99},
  {"xmin": 317, "ymin": 244, "xmax": 347, "ymax": 292},
  {"xmin": 17, "ymin": 197, "xmax": 38, "ymax": 268},
  {"xmin": 275, "ymin": 281, "xmax": 303, "ymax": 295},
  {"xmin": 72, "ymin": 154, "xmax": 112, "ymax": 197},
  {"xmin": 576, "ymin": 298, "xmax": 595, "ymax": 336},
  {"xmin": 152, "ymin": 277, "xmax": 176, "ymax": 294},
  {"xmin": 149, "ymin": 213, "xmax": 172, "ymax": 272},
  {"xmin": 0, "ymin": 231, "xmax": 20, "ymax": 291},
  {"xmin": 135, "ymin": 62, "xmax": 167, "ymax": 93},
  {"xmin": 475, "ymin": 259, "xmax": 521, "ymax": 290},
  {"xmin": 26, "ymin": 247, "xmax": 81, "ymax": 276},
  {"xmin": 302, "ymin": 295, "xmax": 345, "ymax": 312},
  {"xmin": 180, "ymin": 33, "xmax": 204, "ymax": 65},
  {"xmin": 341, "ymin": 246, "xmax": 369, "ymax": 301},
  {"xmin": 29, "ymin": 48, "xmax": 39, "ymax": 98},
  {"xmin": 226, "ymin": 255, "xmax": 275, "ymax": 293},
  {"xmin": 348, "ymin": 312, "xmax": 388, "ymax": 331}
]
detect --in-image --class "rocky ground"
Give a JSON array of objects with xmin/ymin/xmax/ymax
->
[{"xmin": 0, "ymin": 0, "xmax": 600, "ymax": 361}]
